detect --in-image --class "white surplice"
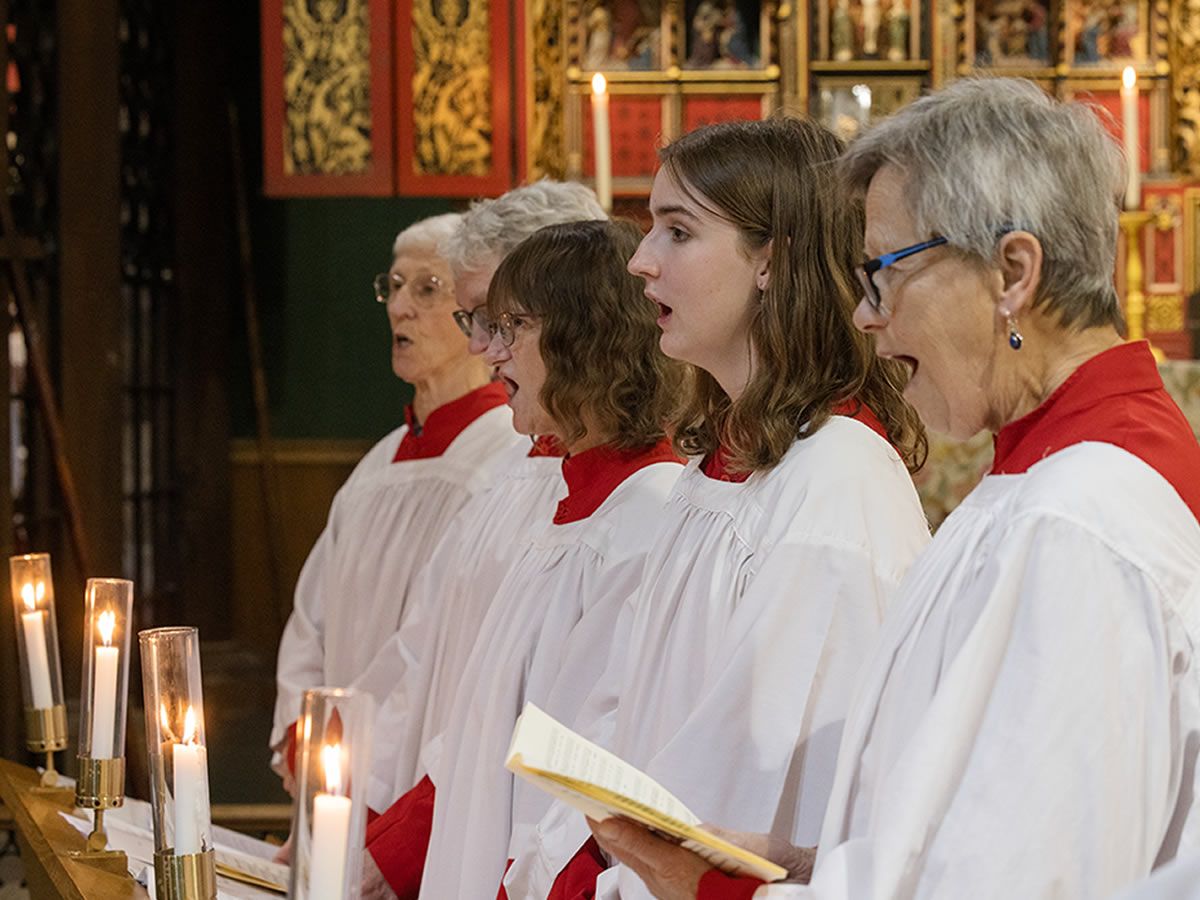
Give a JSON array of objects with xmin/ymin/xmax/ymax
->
[
  {"xmin": 747, "ymin": 444, "xmax": 1200, "ymax": 900},
  {"xmin": 354, "ymin": 444, "xmax": 565, "ymax": 810},
  {"xmin": 505, "ymin": 415, "xmax": 931, "ymax": 900},
  {"xmin": 416, "ymin": 457, "xmax": 685, "ymax": 900},
  {"xmin": 270, "ymin": 405, "xmax": 521, "ymax": 769}
]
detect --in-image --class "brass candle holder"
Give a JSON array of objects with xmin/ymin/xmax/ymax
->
[
  {"xmin": 9, "ymin": 552, "xmax": 69, "ymax": 789},
  {"xmin": 1119, "ymin": 207, "xmax": 1173, "ymax": 361},
  {"xmin": 153, "ymin": 849, "xmax": 217, "ymax": 900},
  {"xmin": 72, "ymin": 577, "xmax": 134, "ymax": 871},
  {"xmin": 141, "ymin": 626, "xmax": 217, "ymax": 899}
]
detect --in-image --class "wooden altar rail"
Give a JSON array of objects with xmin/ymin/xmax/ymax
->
[{"xmin": 0, "ymin": 760, "xmax": 292, "ymax": 898}]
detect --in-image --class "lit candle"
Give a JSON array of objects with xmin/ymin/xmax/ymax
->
[
  {"xmin": 309, "ymin": 743, "xmax": 352, "ymax": 898},
  {"xmin": 591, "ymin": 73, "xmax": 612, "ymax": 212},
  {"xmin": 20, "ymin": 582, "xmax": 53, "ymax": 709},
  {"xmin": 172, "ymin": 706, "xmax": 208, "ymax": 856},
  {"xmin": 91, "ymin": 610, "xmax": 119, "ymax": 758},
  {"xmin": 1121, "ymin": 66, "xmax": 1140, "ymax": 210}
]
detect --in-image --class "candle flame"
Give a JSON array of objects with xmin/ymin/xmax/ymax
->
[
  {"xmin": 322, "ymin": 743, "xmax": 343, "ymax": 796},
  {"xmin": 1123, "ymin": 66, "xmax": 1136, "ymax": 90},
  {"xmin": 182, "ymin": 706, "xmax": 197, "ymax": 744},
  {"xmin": 20, "ymin": 582, "xmax": 35, "ymax": 611},
  {"xmin": 97, "ymin": 610, "xmax": 115, "ymax": 646},
  {"xmin": 591, "ymin": 72, "xmax": 606, "ymax": 95}
]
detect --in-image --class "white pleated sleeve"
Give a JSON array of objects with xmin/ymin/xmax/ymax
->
[
  {"xmin": 741, "ymin": 444, "xmax": 1200, "ymax": 900},
  {"xmin": 270, "ymin": 407, "xmax": 520, "ymax": 771},
  {"xmin": 354, "ymin": 447, "xmax": 564, "ymax": 809},
  {"xmin": 416, "ymin": 461, "xmax": 684, "ymax": 900}
]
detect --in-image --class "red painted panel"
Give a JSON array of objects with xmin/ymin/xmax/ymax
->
[
  {"xmin": 261, "ymin": 0, "xmax": 395, "ymax": 197},
  {"xmin": 582, "ymin": 95, "xmax": 664, "ymax": 179},
  {"xmin": 1082, "ymin": 89, "xmax": 1150, "ymax": 173},
  {"xmin": 682, "ymin": 95, "xmax": 763, "ymax": 132}
]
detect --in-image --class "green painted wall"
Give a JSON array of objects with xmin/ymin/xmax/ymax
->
[{"xmin": 231, "ymin": 196, "xmax": 458, "ymax": 440}]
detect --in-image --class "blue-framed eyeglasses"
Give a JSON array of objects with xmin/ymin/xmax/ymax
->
[{"xmin": 854, "ymin": 236, "xmax": 948, "ymax": 315}]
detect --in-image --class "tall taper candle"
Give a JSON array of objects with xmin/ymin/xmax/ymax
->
[
  {"xmin": 591, "ymin": 73, "xmax": 612, "ymax": 212},
  {"xmin": 1121, "ymin": 66, "xmax": 1140, "ymax": 210},
  {"xmin": 91, "ymin": 610, "xmax": 119, "ymax": 758},
  {"xmin": 20, "ymin": 583, "xmax": 53, "ymax": 709},
  {"xmin": 172, "ymin": 706, "xmax": 208, "ymax": 855},
  {"xmin": 309, "ymin": 743, "xmax": 352, "ymax": 898}
]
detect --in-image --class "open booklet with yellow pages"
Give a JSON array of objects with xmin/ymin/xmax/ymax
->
[{"xmin": 505, "ymin": 702, "xmax": 788, "ymax": 883}]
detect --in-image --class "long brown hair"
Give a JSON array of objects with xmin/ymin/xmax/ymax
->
[
  {"xmin": 659, "ymin": 116, "xmax": 926, "ymax": 473},
  {"xmin": 487, "ymin": 219, "xmax": 687, "ymax": 450}
]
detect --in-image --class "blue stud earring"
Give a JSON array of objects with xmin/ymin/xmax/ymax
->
[{"xmin": 1007, "ymin": 314, "xmax": 1023, "ymax": 351}]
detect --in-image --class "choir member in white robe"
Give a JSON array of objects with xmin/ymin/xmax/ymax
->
[
  {"xmin": 348, "ymin": 181, "xmax": 607, "ymax": 807},
  {"xmin": 360, "ymin": 219, "xmax": 689, "ymax": 900},
  {"xmin": 270, "ymin": 212, "xmax": 522, "ymax": 779},
  {"xmin": 589, "ymin": 77, "xmax": 1200, "ymax": 900},
  {"xmin": 503, "ymin": 117, "xmax": 931, "ymax": 900}
]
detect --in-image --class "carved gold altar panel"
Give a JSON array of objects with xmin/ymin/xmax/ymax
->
[
  {"xmin": 261, "ymin": 0, "xmax": 394, "ymax": 196},
  {"xmin": 396, "ymin": 0, "xmax": 514, "ymax": 194}
]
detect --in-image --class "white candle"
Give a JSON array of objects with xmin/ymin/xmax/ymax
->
[
  {"xmin": 172, "ymin": 706, "xmax": 208, "ymax": 855},
  {"xmin": 91, "ymin": 610, "xmax": 119, "ymax": 758},
  {"xmin": 591, "ymin": 73, "xmax": 612, "ymax": 212},
  {"xmin": 309, "ymin": 744, "xmax": 352, "ymax": 898},
  {"xmin": 20, "ymin": 583, "xmax": 53, "ymax": 709},
  {"xmin": 1121, "ymin": 66, "xmax": 1140, "ymax": 210}
]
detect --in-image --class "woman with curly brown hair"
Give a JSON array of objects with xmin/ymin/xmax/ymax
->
[
  {"xmin": 360, "ymin": 219, "xmax": 687, "ymax": 900},
  {"xmin": 502, "ymin": 116, "xmax": 931, "ymax": 900}
]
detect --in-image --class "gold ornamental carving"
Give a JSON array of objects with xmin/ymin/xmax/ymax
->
[
  {"xmin": 1148, "ymin": 294, "xmax": 1186, "ymax": 332},
  {"xmin": 1172, "ymin": 0, "xmax": 1200, "ymax": 175},
  {"xmin": 527, "ymin": 0, "xmax": 566, "ymax": 179},
  {"xmin": 410, "ymin": 0, "xmax": 494, "ymax": 176},
  {"xmin": 282, "ymin": 0, "xmax": 374, "ymax": 176}
]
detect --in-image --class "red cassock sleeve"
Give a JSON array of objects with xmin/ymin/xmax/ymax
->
[
  {"xmin": 542, "ymin": 836, "xmax": 609, "ymax": 900},
  {"xmin": 697, "ymin": 870, "xmax": 766, "ymax": 900},
  {"xmin": 365, "ymin": 775, "xmax": 436, "ymax": 899}
]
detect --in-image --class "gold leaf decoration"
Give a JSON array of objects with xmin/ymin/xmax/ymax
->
[
  {"xmin": 410, "ymin": 0, "xmax": 494, "ymax": 175},
  {"xmin": 1173, "ymin": 0, "xmax": 1200, "ymax": 175},
  {"xmin": 282, "ymin": 0, "xmax": 374, "ymax": 176},
  {"xmin": 529, "ymin": 0, "xmax": 566, "ymax": 179}
]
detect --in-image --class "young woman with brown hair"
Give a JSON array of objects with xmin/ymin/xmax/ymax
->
[{"xmin": 502, "ymin": 117, "xmax": 931, "ymax": 900}]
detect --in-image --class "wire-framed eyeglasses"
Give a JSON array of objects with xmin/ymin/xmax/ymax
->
[
  {"xmin": 854, "ymin": 236, "xmax": 948, "ymax": 316},
  {"xmin": 486, "ymin": 311, "xmax": 540, "ymax": 348},
  {"xmin": 452, "ymin": 306, "xmax": 491, "ymax": 340},
  {"xmin": 373, "ymin": 271, "xmax": 451, "ymax": 306}
]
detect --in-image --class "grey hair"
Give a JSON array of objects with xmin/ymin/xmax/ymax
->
[
  {"xmin": 392, "ymin": 212, "xmax": 463, "ymax": 257},
  {"xmin": 841, "ymin": 77, "xmax": 1126, "ymax": 332},
  {"xmin": 442, "ymin": 179, "xmax": 607, "ymax": 275}
]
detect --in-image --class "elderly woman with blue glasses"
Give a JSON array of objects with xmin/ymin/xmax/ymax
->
[{"xmin": 590, "ymin": 77, "xmax": 1200, "ymax": 900}]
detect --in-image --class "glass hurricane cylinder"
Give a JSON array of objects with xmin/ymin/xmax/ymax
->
[
  {"xmin": 140, "ymin": 626, "xmax": 216, "ymax": 899},
  {"xmin": 9, "ymin": 553, "xmax": 67, "ymax": 758},
  {"xmin": 77, "ymin": 578, "xmax": 134, "ymax": 810},
  {"xmin": 288, "ymin": 688, "xmax": 374, "ymax": 900}
]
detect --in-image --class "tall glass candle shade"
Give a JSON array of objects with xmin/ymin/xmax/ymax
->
[
  {"xmin": 76, "ymin": 577, "xmax": 134, "ymax": 854},
  {"xmin": 9, "ymin": 553, "xmax": 67, "ymax": 784},
  {"xmin": 140, "ymin": 626, "xmax": 216, "ymax": 900},
  {"xmin": 288, "ymin": 688, "xmax": 374, "ymax": 900}
]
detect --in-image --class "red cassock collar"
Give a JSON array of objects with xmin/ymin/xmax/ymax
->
[
  {"xmin": 701, "ymin": 398, "xmax": 890, "ymax": 484},
  {"xmin": 392, "ymin": 382, "xmax": 509, "ymax": 463},
  {"xmin": 527, "ymin": 435, "xmax": 567, "ymax": 458},
  {"xmin": 991, "ymin": 340, "xmax": 1200, "ymax": 522},
  {"xmin": 554, "ymin": 438, "xmax": 682, "ymax": 525}
]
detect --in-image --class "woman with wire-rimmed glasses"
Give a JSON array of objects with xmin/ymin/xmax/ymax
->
[
  {"xmin": 594, "ymin": 77, "xmax": 1200, "ymax": 900},
  {"xmin": 269, "ymin": 212, "xmax": 522, "ymax": 800}
]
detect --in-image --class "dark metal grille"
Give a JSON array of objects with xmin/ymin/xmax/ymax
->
[
  {"xmin": 119, "ymin": 0, "xmax": 179, "ymax": 627},
  {"xmin": 5, "ymin": 0, "xmax": 58, "ymax": 552}
]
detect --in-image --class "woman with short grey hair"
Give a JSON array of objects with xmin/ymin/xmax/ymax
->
[{"xmin": 592, "ymin": 77, "xmax": 1200, "ymax": 900}]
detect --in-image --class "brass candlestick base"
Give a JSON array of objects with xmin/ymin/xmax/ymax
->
[
  {"xmin": 76, "ymin": 755, "xmax": 125, "ymax": 809},
  {"xmin": 154, "ymin": 849, "xmax": 217, "ymax": 900},
  {"xmin": 70, "ymin": 842, "xmax": 130, "ymax": 875},
  {"xmin": 25, "ymin": 706, "xmax": 69, "ymax": 790}
]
